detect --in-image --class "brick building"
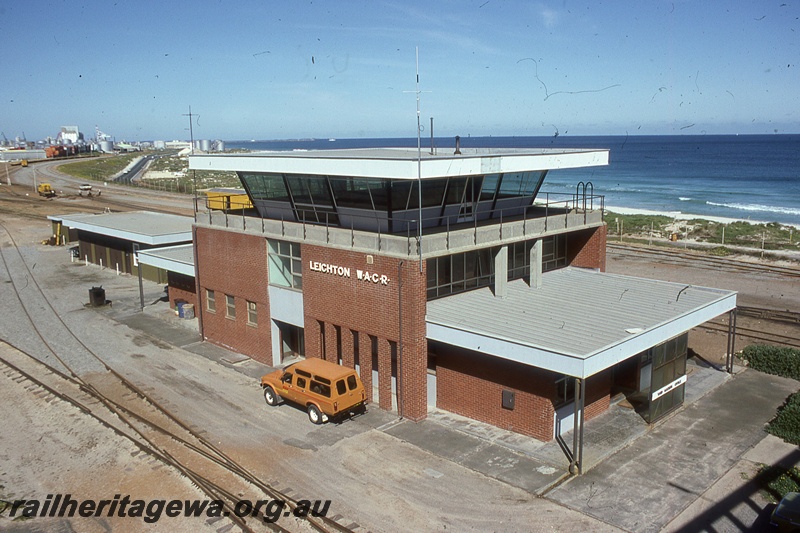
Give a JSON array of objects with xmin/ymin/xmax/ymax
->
[{"xmin": 188, "ymin": 146, "xmax": 736, "ymax": 473}]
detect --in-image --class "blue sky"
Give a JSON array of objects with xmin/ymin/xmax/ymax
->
[{"xmin": 2, "ymin": 1, "xmax": 799, "ymax": 141}]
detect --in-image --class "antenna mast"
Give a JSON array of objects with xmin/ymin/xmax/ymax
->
[{"xmin": 415, "ymin": 48, "xmax": 423, "ymax": 271}]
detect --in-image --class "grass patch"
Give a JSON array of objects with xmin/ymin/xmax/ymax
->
[
  {"xmin": 55, "ymin": 152, "xmax": 240, "ymax": 194},
  {"xmin": 766, "ymin": 392, "xmax": 800, "ymax": 446},
  {"xmin": 758, "ymin": 464, "xmax": 800, "ymax": 502},
  {"xmin": 57, "ymin": 153, "xmax": 142, "ymax": 181}
]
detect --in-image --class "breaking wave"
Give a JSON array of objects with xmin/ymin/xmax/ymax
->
[{"xmin": 706, "ymin": 201, "xmax": 800, "ymax": 216}]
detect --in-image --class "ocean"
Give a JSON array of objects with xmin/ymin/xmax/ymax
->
[{"xmin": 226, "ymin": 135, "xmax": 800, "ymax": 227}]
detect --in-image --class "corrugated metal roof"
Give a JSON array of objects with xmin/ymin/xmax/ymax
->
[
  {"xmin": 138, "ymin": 244, "xmax": 195, "ymax": 276},
  {"xmin": 49, "ymin": 211, "xmax": 193, "ymax": 245},
  {"xmin": 426, "ymin": 267, "xmax": 736, "ymax": 365}
]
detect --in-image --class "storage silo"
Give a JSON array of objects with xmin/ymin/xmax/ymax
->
[{"xmin": 199, "ymin": 139, "xmax": 212, "ymax": 152}]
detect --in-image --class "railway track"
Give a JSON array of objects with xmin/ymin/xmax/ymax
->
[
  {"xmin": 699, "ymin": 320, "xmax": 800, "ymax": 349},
  {"xmin": 607, "ymin": 242, "xmax": 800, "ymax": 278},
  {"xmin": 0, "ymin": 220, "xmax": 354, "ymax": 533},
  {"xmin": 3, "ymin": 161, "xmax": 195, "ymax": 217}
]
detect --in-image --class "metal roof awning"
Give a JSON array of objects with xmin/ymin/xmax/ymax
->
[
  {"xmin": 426, "ymin": 267, "xmax": 737, "ymax": 379},
  {"xmin": 137, "ymin": 244, "xmax": 195, "ymax": 277},
  {"xmin": 48, "ymin": 211, "xmax": 193, "ymax": 246},
  {"xmin": 189, "ymin": 147, "xmax": 609, "ymax": 180}
]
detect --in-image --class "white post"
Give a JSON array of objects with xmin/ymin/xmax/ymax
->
[
  {"xmin": 722, "ymin": 225, "xmax": 725, "ymax": 245},
  {"xmin": 116, "ymin": 263, "xmax": 120, "ymax": 276},
  {"xmin": 761, "ymin": 232, "xmax": 766, "ymax": 259},
  {"xmin": 99, "ymin": 258, "xmax": 103, "ymax": 269},
  {"xmin": 84, "ymin": 255, "xmax": 88, "ymax": 266}
]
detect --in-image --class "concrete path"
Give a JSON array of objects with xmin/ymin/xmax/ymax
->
[
  {"xmin": 546, "ymin": 369, "xmax": 799, "ymax": 533},
  {"xmin": 663, "ymin": 434, "xmax": 800, "ymax": 532}
]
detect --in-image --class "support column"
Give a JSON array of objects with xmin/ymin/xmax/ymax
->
[
  {"xmin": 569, "ymin": 377, "xmax": 586, "ymax": 475},
  {"xmin": 359, "ymin": 333, "xmax": 374, "ymax": 403},
  {"xmin": 137, "ymin": 262, "xmax": 145, "ymax": 312},
  {"xmin": 323, "ymin": 323, "xmax": 339, "ymax": 363},
  {"xmin": 494, "ymin": 245, "xmax": 508, "ymax": 298},
  {"xmin": 726, "ymin": 309, "xmax": 738, "ymax": 374},
  {"xmin": 530, "ymin": 239, "xmax": 543, "ymax": 289},
  {"xmin": 378, "ymin": 338, "xmax": 393, "ymax": 411},
  {"xmin": 341, "ymin": 328, "xmax": 355, "ymax": 369}
]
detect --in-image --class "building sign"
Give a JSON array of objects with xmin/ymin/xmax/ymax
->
[
  {"xmin": 308, "ymin": 261, "xmax": 390, "ymax": 285},
  {"xmin": 650, "ymin": 374, "xmax": 687, "ymax": 401}
]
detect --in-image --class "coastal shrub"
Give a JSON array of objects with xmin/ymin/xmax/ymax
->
[
  {"xmin": 708, "ymin": 246, "xmax": 732, "ymax": 256},
  {"xmin": 740, "ymin": 344, "xmax": 800, "ymax": 380},
  {"xmin": 759, "ymin": 464, "xmax": 800, "ymax": 502},
  {"xmin": 604, "ymin": 212, "xmax": 672, "ymax": 235},
  {"xmin": 766, "ymin": 392, "xmax": 800, "ymax": 445}
]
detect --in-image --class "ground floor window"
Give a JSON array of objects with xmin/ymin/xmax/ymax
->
[
  {"xmin": 206, "ymin": 289, "xmax": 216, "ymax": 312},
  {"xmin": 225, "ymin": 294, "xmax": 236, "ymax": 319},
  {"xmin": 247, "ymin": 300, "xmax": 257, "ymax": 326}
]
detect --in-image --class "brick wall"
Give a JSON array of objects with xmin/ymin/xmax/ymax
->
[
  {"xmin": 167, "ymin": 272, "xmax": 197, "ymax": 309},
  {"xmin": 301, "ymin": 245, "xmax": 428, "ymax": 420},
  {"xmin": 435, "ymin": 344, "xmax": 613, "ymax": 442},
  {"xmin": 435, "ymin": 346, "xmax": 556, "ymax": 441},
  {"xmin": 568, "ymin": 224, "xmax": 607, "ymax": 271},
  {"xmin": 194, "ymin": 227, "xmax": 272, "ymax": 365}
]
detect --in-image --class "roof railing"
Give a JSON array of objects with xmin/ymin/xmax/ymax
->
[{"xmin": 195, "ymin": 191, "xmax": 605, "ymax": 257}]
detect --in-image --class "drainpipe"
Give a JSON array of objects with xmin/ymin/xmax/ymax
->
[
  {"xmin": 397, "ymin": 260, "xmax": 404, "ymax": 419},
  {"xmin": 192, "ymin": 226, "xmax": 204, "ymax": 340}
]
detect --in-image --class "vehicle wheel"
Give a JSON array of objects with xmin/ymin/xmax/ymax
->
[
  {"xmin": 263, "ymin": 386, "xmax": 278, "ymax": 406},
  {"xmin": 307, "ymin": 404, "xmax": 323, "ymax": 425}
]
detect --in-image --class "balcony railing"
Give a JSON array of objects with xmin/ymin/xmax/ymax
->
[{"xmin": 194, "ymin": 191, "xmax": 605, "ymax": 258}]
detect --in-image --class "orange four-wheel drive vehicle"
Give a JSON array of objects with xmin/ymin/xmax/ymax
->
[{"xmin": 261, "ymin": 358, "xmax": 366, "ymax": 424}]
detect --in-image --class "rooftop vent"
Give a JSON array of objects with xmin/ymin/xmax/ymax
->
[{"xmin": 454, "ymin": 135, "xmax": 461, "ymax": 155}]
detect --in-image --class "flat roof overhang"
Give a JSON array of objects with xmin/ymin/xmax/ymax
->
[
  {"xmin": 48, "ymin": 212, "xmax": 193, "ymax": 246},
  {"xmin": 426, "ymin": 267, "xmax": 737, "ymax": 379},
  {"xmin": 189, "ymin": 147, "xmax": 609, "ymax": 179},
  {"xmin": 137, "ymin": 244, "xmax": 195, "ymax": 277}
]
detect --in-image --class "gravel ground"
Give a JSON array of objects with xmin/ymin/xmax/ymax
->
[
  {"xmin": 605, "ymin": 248, "xmax": 800, "ymax": 365},
  {"xmin": 0, "ymin": 344, "xmax": 217, "ymax": 532}
]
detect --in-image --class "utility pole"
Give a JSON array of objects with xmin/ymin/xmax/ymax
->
[{"xmin": 183, "ymin": 106, "xmax": 198, "ymax": 213}]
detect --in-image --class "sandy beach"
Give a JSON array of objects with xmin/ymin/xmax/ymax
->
[{"xmin": 606, "ymin": 204, "xmax": 800, "ymax": 229}]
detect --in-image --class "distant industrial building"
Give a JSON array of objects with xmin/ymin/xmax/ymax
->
[{"xmin": 57, "ymin": 126, "xmax": 84, "ymax": 144}]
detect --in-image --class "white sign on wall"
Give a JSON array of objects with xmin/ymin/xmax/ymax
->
[
  {"xmin": 308, "ymin": 261, "xmax": 390, "ymax": 286},
  {"xmin": 650, "ymin": 374, "xmax": 687, "ymax": 401}
]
